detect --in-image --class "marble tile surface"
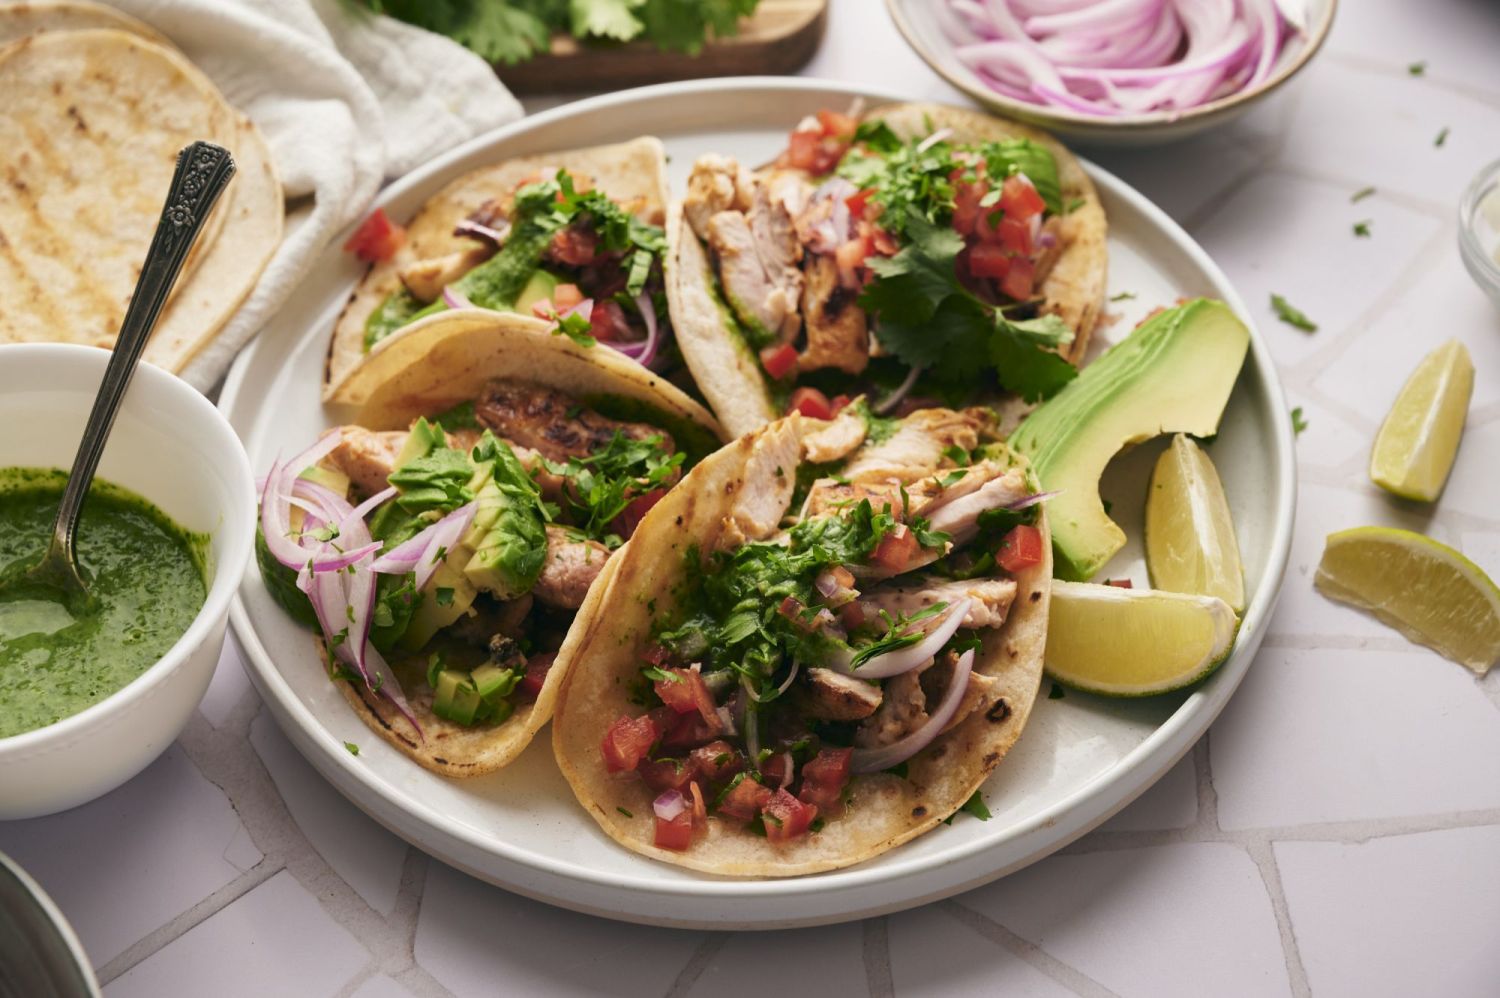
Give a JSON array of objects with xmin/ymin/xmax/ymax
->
[{"xmin": 3, "ymin": 3, "xmax": 1497, "ymax": 997}]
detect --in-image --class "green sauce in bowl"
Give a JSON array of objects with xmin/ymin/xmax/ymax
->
[{"xmin": 0, "ymin": 469, "xmax": 208, "ymax": 739}]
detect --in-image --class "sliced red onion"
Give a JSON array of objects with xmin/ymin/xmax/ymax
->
[
  {"xmin": 875, "ymin": 365, "xmax": 924, "ymax": 415},
  {"xmin": 343, "ymin": 485, "xmax": 399, "ymax": 529},
  {"xmin": 260, "ymin": 432, "xmax": 345, "ymax": 571},
  {"xmin": 777, "ymin": 752, "xmax": 795, "ymax": 791},
  {"xmin": 442, "ymin": 286, "xmax": 473, "ymax": 310},
  {"xmin": 307, "ymin": 540, "xmax": 383, "ymax": 574},
  {"xmin": 715, "ymin": 704, "xmax": 738, "ymax": 737},
  {"xmin": 1007, "ymin": 488, "xmax": 1061, "ymax": 510},
  {"xmin": 851, "ymin": 649, "xmax": 975, "ymax": 774},
  {"xmin": 370, "ymin": 502, "xmax": 477, "ymax": 592},
  {"xmin": 453, "ymin": 217, "xmax": 509, "ymax": 246},
  {"xmin": 747, "ymin": 660, "xmax": 801, "ymax": 704},
  {"xmin": 827, "ymin": 598, "xmax": 972, "ymax": 679},
  {"xmin": 653, "ymin": 789, "xmax": 687, "ymax": 821},
  {"xmin": 915, "ymin": 127, "xmax": 954, "ymax": 154}
]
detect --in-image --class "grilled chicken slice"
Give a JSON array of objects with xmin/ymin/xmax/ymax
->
[
  {"xmin": 860, "ymin": 577, "xmax": 1019, "ymax": 630},
  {"xmin": 325, "ymin": 427, "xmax": 406, "ymax": 497},
  {"xmin": 706, "ymin": 181, "xmax": 804, "ymax": 344},
  {"xmin": 798, "ymin": 255, "xmax": 868, "ymax": 374},
  {"xmin": 474, "ymin": 380, "xmax": 674, "ymax": 463},
  {"xmin": 924, "ymin": 468, "xmax": 1031, "ymax": 546},
  {"xmin": 841, "ymin": 408, "xmax": 995, "ymax": 483},
  {"xmin": 798, "ymin": 476, "xmax": 940, "ymax": 522},
  {"xmin": 683, "ymin": 154, "xmax": 753, "ymax": 241},
  {"xmin": 802, "ymin": 667, "xmax": 883, "ymax": 721},
  {"xmin": 533, "ymin": 525, "xmax": 609, "ymax": 610},
  {"xmin": 397, "ymin": 245, "xmax": 494, "ymax": 303},
  {"xmin": 720, "ymin": 419, "xmax": 802, "ymax": 548},
  {"xmin": 855, "ymin": 650, "xmax": 995, "ymax": 747},
  {"xmin": 800, "ymin": 407, "xmax": 868, "ymax": 464}
]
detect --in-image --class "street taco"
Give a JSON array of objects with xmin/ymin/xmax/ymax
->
[
  {"xmin": 667, "ymin": 101, "xmax": 1108, "ymax": 437},
  {"xmin": 552, "ymin": 402, "xmax": 1052, "ymax": 875},
  {"xmin": 326, "ymin": 136, "xmax": 675, "ymax": 401},
  {"xmin": 260, "ymin": 313, "xmax": 723, "ymax": 777}
]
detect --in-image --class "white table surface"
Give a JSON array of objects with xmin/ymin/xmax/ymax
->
[{"xmin": 5, "ymin": 1, "xmax": 1500, "ymax": 995}]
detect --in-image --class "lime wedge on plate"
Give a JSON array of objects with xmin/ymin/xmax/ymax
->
[
  {"xmin": 1045, "ymin": 581, "xmax": 1239, "ymax": 696},
  {"xmin": 1370, "ymin": 339, "xmax": 1474, "ymax": 501},
  {"xmin": 1145, "ymin": 433, "xmax": 1246, "ymax": 611},
  {"xmin": 1315, "ymin": 527, "xmax": 1500, "ymax": 674}
]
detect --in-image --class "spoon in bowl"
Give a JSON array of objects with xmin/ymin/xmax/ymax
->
[{"xmin": 19, "ymin": 141, "xmax": 235, "ymax": 608}]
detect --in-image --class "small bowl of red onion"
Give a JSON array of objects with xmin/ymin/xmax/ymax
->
[{"xmin": 888, "ymin": 0, "xmax": 1337, "ymax": 145}]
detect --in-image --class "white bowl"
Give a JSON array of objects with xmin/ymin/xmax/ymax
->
[
  {"xmin": 0, "ymin": 344, "xmax": 255, "ymax": 819},
  {"xmin": 887, "ymin": 0, "xmax": 1337, "ymax": 146}
]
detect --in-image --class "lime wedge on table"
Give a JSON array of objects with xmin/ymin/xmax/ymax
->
[
  {"xmin": 1145, "ymin": 433, "xmax": 1246, "ymax": 612},
  {"xmin": 1044, "ymin": 581, "xmax": 1239, "ymax": 696},
  {"xmin": 1370, "ymin": 339, "xmax": 1474, "ymax": 501},
  {"xmin": 1315, "ymin": 527, "xmax": 1500, "ymax": 675}
]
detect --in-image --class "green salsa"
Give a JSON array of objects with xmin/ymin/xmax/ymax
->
[{"xmin": 0, "ymin": 469, "xmax": 208, "ymax": 739}]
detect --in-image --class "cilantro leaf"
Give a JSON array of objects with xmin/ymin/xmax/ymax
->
[
  {"xmin": 1291, "ymin": 406, "xmax": 1309, "ymax": 435},
  {"xmin": 1353, "ymin": 220, "xmax": 1371, "ymax": 238},
  {"xmin": 572, "ymin": 0, "xmax": 644, "ymax": 41},
  {"xmin": 1270, "ymin": 293, "xmax": 1317, "ymax": 332},
  {"xmin": 1350, "ymin": 186, "xmax": 1376, "ymax": 203},
  {"xmin": 543, "ymin": 430, "xmax": 683, "ymax": 541}
]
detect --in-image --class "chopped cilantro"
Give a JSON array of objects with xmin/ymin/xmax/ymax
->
[
  {"xmin": 435, "ymin": 587, "xmax": 455, "ymax": 607},
  {"xmin": 550, "ymin": 308, "xmax": 597, "ymax": 348},
  {"xmin": 642, "ymin": 666, "xmax": 681, "ymax": 684},
  {"xmin": 543, "ymin": 430, "xmax": 683, "ymax": 543},
  {"xmin": 1353, "ymin": 220, "xmax": 1371, "ymax": 238},
  {"xmin": 1408, "ymin": 61, "xmax": 1427, "ymax": 76},
  {"xmin": 616, "ymin": 807, "xmax": 634, "ymax": 818},
  {"xmin": 1065, "ymin": 196, "xmax": 1086, "ymax": 213},
  {"xmin": 1270, "ymin": 293, "xmax": 1317, "ymax": 332},
  {"xmin": 1109, "ymin": 291, "xmax": 1136, "ymax": 302},
  {"xmin": 850, "ymin": 603, "xmax": 949, "ymax": 669},
  {"xmin": 943, "ymin": 790, "xmax": 992, "ymax": 824},
  {"xmin": 1435, "ymin": 126, "xmax": 1450, "ymax": 148},
  {"xmin": 1350, "ymin": 186, "xmax": 1376, "ymax": 203},
  {"xmin": 1291, "ymin": 407, "xmax": 1309, "ymax": 435},
  {"xmin": 343, "ymin": 741, "xmax": 360, "ymax": 756}
]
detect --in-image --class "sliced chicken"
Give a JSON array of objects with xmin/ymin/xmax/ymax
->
[
  {"xmin": 841, "ymin": 408, "xmax": 996, "ymax": 483},
  {"xmin": 325, "ymin": 427, "xmax": 406, "ymax": 497},
  {"xmin": 533, "ymin": 525, "xmax": 609, "ymax": 610},
  {"xmin": 922, "ymin": 653, "xmax": 1004, "ymax": 736},
  {"xmin": 854, "ymin": 667, "xmax": 927, "ymax": 749},
  {"xmin": 720, "ymin": 419, "xmax": 801, "ymax": 548},
  {"xmin": 799, "ymin": 255, "xmax": 868, "ymax": 374},
  {"xmin": 801, "ymin": 407, "xmax": 868, "ymax": 464},
  {"xmin": 683, "ymin": 154, "xmax": 753, "ymax": 241},
  {"xmin": 706, "ymin": 179, "xmax": 804, "ymax": 344},
  {"xmin": 924, "ymin": 468, "xmax": 1032, "ymax": 546},
  {"xmin": 398, "ymin": 245, "xmax": 494, "ymax": 303},
  {"xmin": 474, "ymin": 380, "xmax": 673, "ymax": 463},
  {"xmin": 802, "ymin": 668, "xmax": 882, "ymax": 721},
  {"xmin": 860, "ymin": 577, "xmax": 1018, "ymax": 630},
  {"xmin": 799, "ymin": 476, "xmax": 939, "ymax": 523}
]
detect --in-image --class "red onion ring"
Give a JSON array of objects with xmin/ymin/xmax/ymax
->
[
  {"xmin": 875, "ymin": 366, "xmax": 924, "ymax": 415},
  {"xmin": 826, "ymin": 598, "xmax": 972, "ymax": 679},
  {"xmin": 850, "ymin": 649, "xmax": 975, "ymax": 774}
]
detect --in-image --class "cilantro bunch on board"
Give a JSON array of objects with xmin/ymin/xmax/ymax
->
[
  {"xmin": 354, "ymin": 0, "xmax": 760, "ymax": 64},
  {"xmin": 837, "ymin": 131, "xmax": 1079, "ymax": 403}
]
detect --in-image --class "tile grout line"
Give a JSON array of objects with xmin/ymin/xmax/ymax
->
[
  {"xmin": 938, "ymin": 900, "xmax": 1121, "ymax": 998},
  {"xmin": 1321, "ymin": 51, "xmax": 1500, "ymax": 112},
  {"xmin": 1244, "ymin": 837, "xmax": 1312, "ymax": 998},
  {"xmin": 662, "ymin": 933, "xmax": 729, "ymax": 998},
  {"xmin": 862, "ymin": 916, "xmax": 894, "ymax": 998}
]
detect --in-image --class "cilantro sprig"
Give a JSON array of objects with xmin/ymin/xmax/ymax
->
[{"xmin": 544, "ymin": 430, "xmax": 683, "ymax": 543}]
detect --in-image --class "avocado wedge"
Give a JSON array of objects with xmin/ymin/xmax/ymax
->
[{"xmin": 1011, "ymin": 299, "xmax": 1250, "ymax": 581}]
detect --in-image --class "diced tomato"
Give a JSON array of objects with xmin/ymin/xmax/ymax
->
[
  {"xmin": 816, "ymin": 109, "xmax": 858, "ymax": 139},
  {"xmin": 642, "ymin": 643, "xmax": 674, "ymax": 670},
  {"xmin": 516, "ymin": 652, "xmax": 555, "ymax": 702},
  {"xmin": 777, "ymin": 595, "xmax": 806, "ymax": 624},
  {"xmin": 869, "ymin": 227, "xmax": 899, "ymax": 256},
  {"xmin": 659, "ymin": 709, "xmax": 721, "ymax": 751},
  {"xmin": 997, "ymin": 524, "xmax": 1045, "ymax": 573},
  {"xmin": 995, "ymin": 216, "xmax": 1034, "ymax": 256},
  {"xmin": 1106, "ymin": 578, "xmax": 1134, "ymax": 589},
  {"xmin": 759, "ymin": 751, "xmax": 793, "ymax": 789},
  {"xmin": 717, "ymin": 776, "xmax": 773, "ymax": 822},
  {"xmin": 967, "ymin": 242, "xmax": 1012, "ymax": 281},
  {"xmin": 787, "ymin": 386, "xmax": 835, "ymax": 420},
  {"xmin": 654, "ymin": 668, "xmax": 718, "ymax": 725},
  {"xmin": 640, "ymin": 756, "xmax": 696, "ymax": 794},
  {"xmin": 552, "ymin": 283, "xmax": 583, "ymax": 309},
  {"xmin": 798, "ymin": 747, "xmax": 852, "ymax": 816},
  {"xmin": 834, "ymin": 235, "xmax": 871, "ymax": 275},
  {"xmin": 689, "ymin": 741, "xmax": 743, "ymax": 786},
  {"xmin": 654, "ymin": 810, "xmax": 695, "ymax": 850},
  {"xmin": 589, "ymin": 299, "xmax": 632, "ymax": 342},
  {"xmin": 612, "ymin": 488, "xmax": 665, "ymax": 539},
  {"xmin": 1001, "ymin": 256, "xmax": 1036, "ymax": 302},
  {"xmin": 952, "ymin": 180, "xmax": 989, "ymax": 236},
  {"xmin": 845, "ymin": 187, "xmax": 876, "ymax": 219},
  {"xmin": 761, "ymin": 788, "xmax": 818, "ymax": 843},
  {"xmin": 1000, "ymin": 174, "xmax": 1047, "ymax": 222},
  {"xmin": 760, "ymin": 342, "xmax": 799, "ymax": 380},
  {"xmin": 786, "ymin": 129, "xmax": 844, "ymax": 175},
  {"xmin": 549, "ymin": 226, "xmax": 598, "ymax": 266},
  {"xmin": 530, "ymin": 298, "xmax": 555, "ymax": 319},
  {"xmin": 343, "ymin": 209, "xmax": 406, "ymax": 263},
  {"xmin": 601, "ymin": 714, "xmax": 660, "ymax": 773},
  {"xmin": 829, "ymin": 394, "xmax": 852, "ymax": 415},
  {"xmin": 871, "ymin": 523, "xmax": 918, "ymax": 571},
  {"xmin": 838, "ymin": 601, "xmax": 866, "ymax": 632}
]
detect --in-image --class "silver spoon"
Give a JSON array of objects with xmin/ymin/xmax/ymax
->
[{"xmin": 23, "ymin": 141, "xmax": 235, "ymax": 606}]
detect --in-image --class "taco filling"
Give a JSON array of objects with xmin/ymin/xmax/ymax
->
[
  {"xmin": 258, "ymin": 377, "xmax": 688, "ymax": 773},
  {"xmin": 590, "ymin": 406, "xmax": 1050, "ymax": 852},
  {"xmin": 681, "ymin": 108, "xmax": 1086, "ymax": 423},
  {"xmin": 358, "ymin": 168, "xmax": 672, "ymax": 366}
]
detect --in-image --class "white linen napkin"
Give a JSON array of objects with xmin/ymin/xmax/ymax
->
[{"xmin": 104, "ymin": 0, "xmax": 524, "ymax": 390}]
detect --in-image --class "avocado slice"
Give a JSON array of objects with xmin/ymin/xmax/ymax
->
[
  {"xmin": 400, "ymin": 460, "xmax": 498, "ymax": 651},
  {"xmin": 1010, "ymin": 299, "xmax": 1250, "ymax": 582},
  {"xmin": 431, "ymin": 669, "xmax": 483, "ymax": 725},
  {"xmin": 514, "ymin": 270, "xmax": 560, "ymax": 314},
  {"xmin": 462, "ymin": 439, "xmax": 548, "ymax": 598}
]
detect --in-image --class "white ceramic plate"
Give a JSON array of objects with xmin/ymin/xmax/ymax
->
[{"xmin": 222, "ymin": 78, "xmax": 1295, "ymax": 929}]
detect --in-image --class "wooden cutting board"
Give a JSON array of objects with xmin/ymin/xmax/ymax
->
[{"xmin": 500, "ymin": 0, "xmax": 828, "ymax": 95}]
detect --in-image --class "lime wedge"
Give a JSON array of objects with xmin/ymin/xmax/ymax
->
[
  {"xmin": 1315, "ymin": 527, "xmax": 1500, "ymax": 674},
  {"xmin": 1370, "ymin": 339, "xmax": 1474, "ymax": 501},
  {"xmin": 1044, "ymin": 581, "xmax": 1239, "ymax": 696},
  {"xmin": 1145, "ymin": 433, "xmax": 1246, "ymax": 612}
]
